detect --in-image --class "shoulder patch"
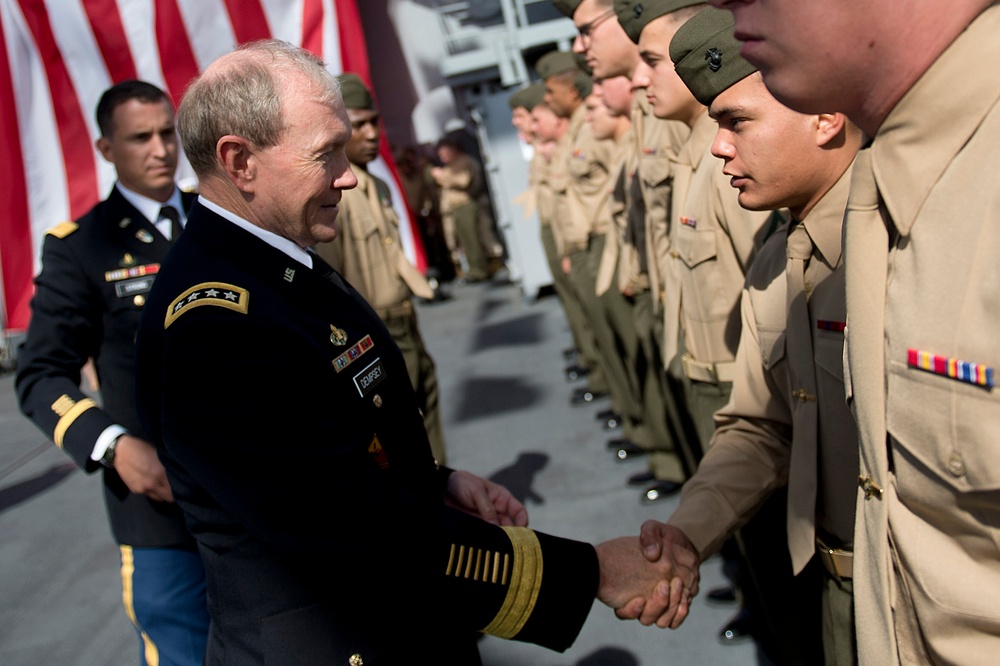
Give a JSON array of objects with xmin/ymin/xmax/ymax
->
[
  {"xmin": 164, "ymin": 282, "xmax": 249, "ymax": 329},
  {"xmin": 46, "ymin": 221, "xmax": 79, "ymax": 239}
]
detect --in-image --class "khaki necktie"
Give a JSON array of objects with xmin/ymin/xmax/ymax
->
[
  {"xmin": 661, "ymin": 160, "xmax": 692, "ymax": 367},
  {"xmin": 367, "ymin": 180, "xmax": 434, "ymax": 300},
  {"xmin": 160, "ymin": 205, "xmax": 182, "ymax": 241},
  {"xmin": 784, "ymin": 222, "xmax": 820, "ymax": 573}
]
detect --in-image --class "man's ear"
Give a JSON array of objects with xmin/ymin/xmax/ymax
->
[
  {"xmin": 217, "ymin": 136, "xmax": 257, "ymax": 193},
  {"xmin": 815, "ymin": 113, "xmax": 847, "ymax": 148},
  {"xmin": 96, "ymin": 136, "xmax": 113, "ymax": 163}
]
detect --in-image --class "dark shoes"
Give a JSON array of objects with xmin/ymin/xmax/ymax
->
[
  {"xmin": 627, "ymin": 471, "xmax": 657, "ymax": 486},
  {"xmin": 610, "ymin": 439, "xmax": 647, "ymax": 460},
  {"xmin": 570, "ymin": 388, "xmax": 609, "ymax": 405},
  {"xmin": 641, "ymin": 480, "xmax": 683, "ymax": 503},
  {"xmin": 718, "ymin": 608, "xmax": 754, "ymax": 644},
  {"xmin": 562, "ymin": 347, "xmax": 578, "ymax": 361},
  {"xmin": 595, "ymin": 408, "xmax": 621, "ymax": 429},
  {"xmin": 706, "ymin": 585, "xmax": 738, "ymax": 605},
  {"xmin": 564, "ymin": 364, "xmax": 589, "ymax": 381}
]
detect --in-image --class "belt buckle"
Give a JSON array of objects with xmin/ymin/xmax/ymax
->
[{"xmin": 816, "ymin": 537, "xmax": 853, "ymax": 582}]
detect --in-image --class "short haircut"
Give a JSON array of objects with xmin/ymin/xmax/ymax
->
[
  {"xmin": 177, "ymin": 39, "xmax": 342, "ymax": 176},
  {"xmin": 550, "ymin": 70, "xmax": 593, "ymax": 100},
  {"xmin": 96, "ymin": 80, "xmax": 171, "ymax": 137}
]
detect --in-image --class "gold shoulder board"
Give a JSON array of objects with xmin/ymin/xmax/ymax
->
[{"xmin": 46, "ymin": 221, "xmax": 79, "ymax": 238}]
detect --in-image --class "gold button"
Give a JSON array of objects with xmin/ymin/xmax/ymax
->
[
  {"xmin": 947, "ymin": 453, "xmax": 966, "ymax": 477},
  {"xmin": 373, "ymin": 394, "xmax": 383, "ymax": 408},
  {"xmin": 349, "ymin": 654, "xmax": 364, "ymax": 666},
  {"xmin": 383, "ymin": 236, "xmax": 392, "ymax": 246},
  {"xmin": 804, "ymin": 280, "xmax": 814, "ymax": 293},
  {"xmin": 670, "ymin": 250, "xmax": 680, "ymax": 259},
  {"xmin": 133, "ymin": 294, "xmax": 146, "ymax": 307}
]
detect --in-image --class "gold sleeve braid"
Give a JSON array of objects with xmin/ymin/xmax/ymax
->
[{"xmin": 480, "ymin": 526, "xmax": 543, "ymax": 639}]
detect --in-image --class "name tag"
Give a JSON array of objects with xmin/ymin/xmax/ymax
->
[
  {"xmin": 353, "ymin": 357, "xmax": 387, "ymax": 397},
  {"xmin": 115, "ymin": 276, "xmax": 155, "ymax": 297}
]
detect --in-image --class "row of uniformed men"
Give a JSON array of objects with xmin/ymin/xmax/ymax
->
[{"xmin": 510, "ymin": 1, "xmax": 859, "ymax": 664}]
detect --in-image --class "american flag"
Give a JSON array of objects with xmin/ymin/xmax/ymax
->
[{"xmin": 0, "ymin": 0, "xmax": 424, "ymax": 335}]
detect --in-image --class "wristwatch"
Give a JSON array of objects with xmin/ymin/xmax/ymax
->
[{"xmin": 100, "ymin": 435, "xmax": 122, "ymax": 469}]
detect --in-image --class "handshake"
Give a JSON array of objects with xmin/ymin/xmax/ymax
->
[{"xmin": 595, "ymin": 522, "xmax": 702, "ymax": 629}]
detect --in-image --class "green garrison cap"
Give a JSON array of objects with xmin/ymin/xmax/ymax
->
[
  {"xmin": 551, "ymin": 0, "xmax": 583, "ymax": 18},
  {"xmin": 508, "ymin": 83, "xmax": 546, "ymax": 110},
  {"xmin": 336, "ymin": 72, "xmax": 375, "ymax": 110},
  {"xmin": 536, "ymin": 49, "xmax": 585, "ymax": 79},
  {"xmin": 670, "ymin": 7, "xmax": 757, "ymax": 106},
  {"xmin": 614, "ymin": 0, "xmax": 706, "ymax": 43}
]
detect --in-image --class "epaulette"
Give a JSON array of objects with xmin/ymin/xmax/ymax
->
[
  {"xmin": 45, "ymin": 221, "xmax": 79, "ymax": 239},
  {"xmin": 164, "ymin": 281, "xmax": 249, "ymax": 329}
]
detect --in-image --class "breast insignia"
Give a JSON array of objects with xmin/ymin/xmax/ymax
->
[
  {"xmin": 330, "ymin": 325, "xmax": 348, "ymax": 346},
  {"xmin": 136, "ymin": 229, "xmax": 155, "ymax": 244},
  {"xmin": 164, "ymin": 282, "xmax": 249, "ymax": 329}
]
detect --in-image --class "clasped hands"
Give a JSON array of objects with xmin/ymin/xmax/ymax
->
[
  {"xmin": 444, "ymin": 471, "xmax": 701, "ymax": 629},
  {"xmin": 596, "ymin": 521, "xmax": 701, "ymax": 629}
]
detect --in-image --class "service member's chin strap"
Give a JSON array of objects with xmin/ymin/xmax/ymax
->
[{"xmin": 481, "ymin": 526, "xmax": 543, "ymax": 639}]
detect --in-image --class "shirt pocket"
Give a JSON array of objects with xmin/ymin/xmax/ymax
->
[{"xmin": 887, "ymin": 359, "xmax": 1000, "ymax": 493}]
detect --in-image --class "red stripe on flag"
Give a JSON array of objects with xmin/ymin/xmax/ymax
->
[
  {"xmin": 154, "ymin": 0, "xmax": 200, "ymax": 109},
  {"xmin": 333, "ymin": 0, "xmax": 368, "ymax": 80},
  {"xmin": 0, "ymin": 15, "xmax": 35, "ymax": 331},
  {"xmin": 301, "ymin": 0, "xmax": 323, "ymax": 58},
  {"xmin": 224, "ymin": 0, "xmax": 271, "ymax": 45},
  {"xmin": 17, "ymin": 0, "xmax": 99, "ymax": 221},
  {"xmin": 82, "ymin": 0, "xmax": 137, "ymax": 82}
]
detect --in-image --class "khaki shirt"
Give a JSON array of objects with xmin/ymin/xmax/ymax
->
[
  {"xmin": 531, "ymin": 148, "xmax": 555, "ymax": 228},
  {"xmin": 549, "ymin": 104, "xmax": 615, "ymax": 255},
  {"xmin": 434, "ymin": 153, "xmax": 481, "ymax": 214},
  {"xmin": 844, "ymin": 7, "xmax": 1000, "ymax": 664},
  {"xmin": 668, "ymin": 167, "xmax": 857, "ymax": 573},
  {"xmin": 314, "ymin": 167, "xmax": 433, "ymax": 313},
  {"xmin": 634, "ymin": 92, "xmax": 690, "ymax": 309},
  {"xmin": 662, "ymin": 112, "xmax": 772, "ymax": 369},
  {"xmin": 596, "ymin": 128, "xmax": 636, "ymax": 297}
]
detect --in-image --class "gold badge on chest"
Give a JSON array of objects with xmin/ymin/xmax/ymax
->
[{"xmin": 330, "ymin": 325, "xmax": 348, "ymax": 346}]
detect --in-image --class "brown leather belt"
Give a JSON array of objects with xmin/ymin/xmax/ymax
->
[{"xmin": 817, "ymin": 537, "xmax": 853, "ymax": 581}]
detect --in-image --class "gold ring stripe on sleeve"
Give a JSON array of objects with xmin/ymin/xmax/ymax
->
[
  {"xmin": 53, "ymin": 398, "xmax": 97, "ymax": 448},
  {"xmin": 481, "ymin": 527, "xmax": 542, "ymax": 639}
]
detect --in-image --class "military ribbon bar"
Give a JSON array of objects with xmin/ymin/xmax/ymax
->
[
  {"xmin": 816, "ymin": 320, "xmax": 846, "ymax": 332},
  {"xmin": 907, "ymin": 348, "xmax": 995, "ymax": 388}
]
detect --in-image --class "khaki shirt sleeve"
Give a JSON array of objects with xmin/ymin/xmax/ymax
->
[{"xmin": 668, "ymin": 265, "xmax": 792, "ymax": 559}]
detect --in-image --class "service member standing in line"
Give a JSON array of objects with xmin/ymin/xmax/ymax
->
[
  {"xmin": 629, "ymin": 10, "xmax": 865, "ymax": 664},
  {"xmin": 510, "ymin": 85, "xmax": 592, "ymax": 374},
  {"xmin": 431, "ymin": 136, "xmax": 491, "ymax": 282},
  {"xmin": 553, "ymin": 0, "xmax": 695, "ymax": 504},
  {"xmin": 313, "ymin": 73, "xmax": 447, "ymax": 465},
  {"xmin": 15, "ymin": 80, "xmax": 209, "ymax": 665},
  {"xmin": 626, "ymin": 2, "xmax": 805, "ymax": 658},
  {"xmin": 134, "ymin": 39, "xmax": 694, "ymax": 665},
  {"xmin": 712, "ymin": 0, "xmax": 1000, "ymax": 663}
]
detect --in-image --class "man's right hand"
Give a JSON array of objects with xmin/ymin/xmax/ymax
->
[
  {"xmin": 113, "ymin": 435, "xmax": 174, "ymax": 503},
  {"xmin": 616, "ymin": 521, "xmax": 701, "ymax": 628}
]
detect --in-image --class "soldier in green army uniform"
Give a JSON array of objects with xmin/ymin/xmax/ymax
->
[{"xmin": 313, "ymin": 74, "xmax": 447, "ymax": 465}]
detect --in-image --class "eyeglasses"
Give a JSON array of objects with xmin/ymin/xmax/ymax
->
[{"xmin": 576, "ymin": 9, "xmax": 617, "ymax": 42}]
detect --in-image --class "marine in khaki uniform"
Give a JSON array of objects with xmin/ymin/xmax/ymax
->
[
  {"xmin": 313, "ymin": 74, "xmax": 447, "ymax": 465},
  {"xmin": 631, "ymin": 11, "xmax": 865, "ymax": 661},
  {"xmin": 627, "ymin": 5, "xmax": 807, "ymax": 659},
  {"xmin": 540, "ymin": 49, "xmax": 639, "ymax": 423},
  {"xmin": 714, "ymin": 0, "xmax": 1000, "ymax": 662},
  {"xmin": 510, "ymin": 85, "xmax": 592, "ymax": 376},
  {"xmin": 431, "ymin": 137, "xmax": 490, "ymax": 282},
  {"xmin": 554, "ymin": 0, "xmax": 695, "ymax": 499}
]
